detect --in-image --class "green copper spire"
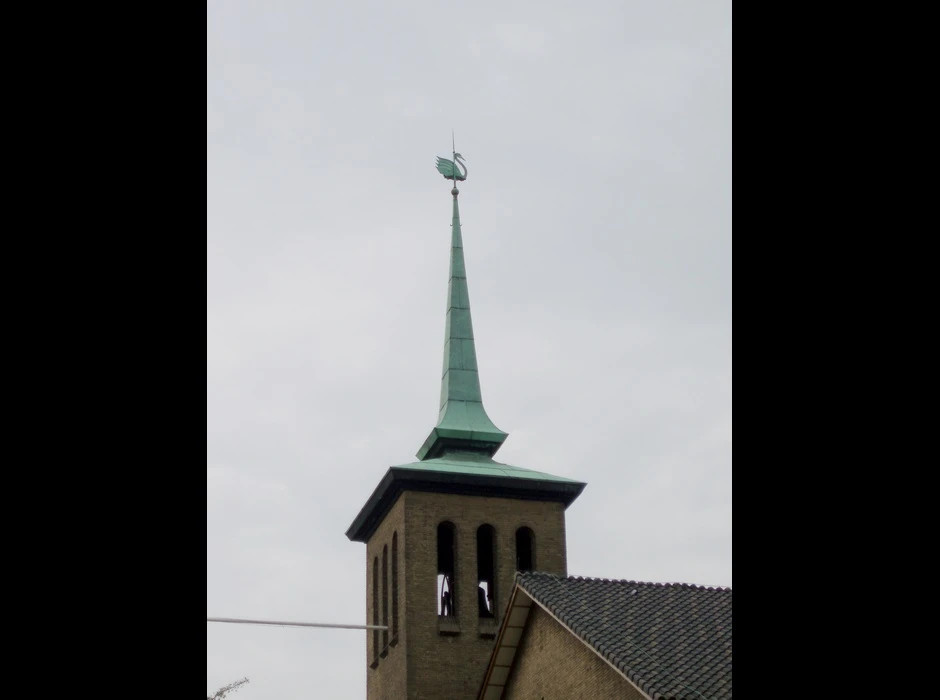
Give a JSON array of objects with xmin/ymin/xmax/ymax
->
[{"xmin": 417, "ymin": 158, "xmax": 507, "ymax": 461}]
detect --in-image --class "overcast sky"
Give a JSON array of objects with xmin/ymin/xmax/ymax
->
[{"xmin": 207, "ymin": 1, "xmax": 731, "ymax": 698}]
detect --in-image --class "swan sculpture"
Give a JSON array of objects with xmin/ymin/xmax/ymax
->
[{"xmin": 435, "ymin": 153, "xmax": 468, "ymax": 182}]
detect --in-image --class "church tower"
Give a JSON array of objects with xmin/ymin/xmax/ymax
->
[{"xmin": 346, "ymin": 154, "xmax": 586, "ymax": 700}]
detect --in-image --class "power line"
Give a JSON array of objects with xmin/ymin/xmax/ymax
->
[{"xmin": 207, "ymin": 616, "xmax": 387, "ymax": 631}]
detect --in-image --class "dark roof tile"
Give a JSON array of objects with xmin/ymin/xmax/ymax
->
[{"xmin": 516, "ymin": 572, "xmax": 732, "ymax": 700}]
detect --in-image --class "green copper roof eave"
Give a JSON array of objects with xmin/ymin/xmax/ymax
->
[
  {"xmin": 417, "ymin": 186, "xmax": 507, "ymax": 461},
  {"xmin": 345, "ymin": 455, "xmax": 587, "ymax": 543},
  {"xmin": 395, "ymin": 454, "xmax": 582, "ymax": 482}
]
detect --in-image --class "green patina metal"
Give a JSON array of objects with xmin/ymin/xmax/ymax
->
[
  {"xmin": 345, "ymin": 451, "xmax": 585, "ymax": 543},
  {"xmin": 435, "ymin": 153, "xmax": 468, "ymax": 182},
  {"xmin": 396, "ymin": 451, "xmax": 580, "ymax": 483},
  {"xmin": 344, "ymin": 151, "xmax": 587, "ymax": 544},
  {"xmin": 415, "ymin": 168, "xmax": 508, "ymax": 461}
]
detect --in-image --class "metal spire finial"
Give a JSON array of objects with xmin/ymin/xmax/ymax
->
[{"xmin": 418, "ymin": 145, "xmax": 507, "ymax": 461}]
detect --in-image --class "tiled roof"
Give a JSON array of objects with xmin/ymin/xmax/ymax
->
[{"xmin": 516, "ymin": 572, "xmax": 732, "ymax": 700}]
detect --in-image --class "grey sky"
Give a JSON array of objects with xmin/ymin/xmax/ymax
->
[{"xmin": 207, "ymin": 1, "xmax": 731, "ymax": 698}]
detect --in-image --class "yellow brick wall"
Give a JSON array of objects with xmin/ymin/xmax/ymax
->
[
  {"xmin": 503, "ymin": 606, "xmax": 644, "ymax": 700},
  {"xmin": 366, "ymin": 494, "xmax": 407, "ymax": 700},
  {"xmin": 365, "ymin": 489, "xmax": 569, "ymax": 700}
]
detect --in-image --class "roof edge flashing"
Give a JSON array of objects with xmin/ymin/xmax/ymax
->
[
  {"xmin": 346, "ymin": 469, "xmax": 586, "ymax": 543},
  {"xmin": 416, "ymin": 426, "xmax": 508, "ymax": 461}
]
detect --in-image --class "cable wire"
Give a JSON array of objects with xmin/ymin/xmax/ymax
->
[{"xmin": 207, "ymin": 616, "xmax": 387, "ymax": 630}]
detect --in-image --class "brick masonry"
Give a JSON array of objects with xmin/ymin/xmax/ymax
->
[
  {"xmin": 502, "ymin": 606, "xmax": 642, "ymax": 700},
  {"xmin": 365, "ymin": 489, "xmax": 569, "ymax": 700}
]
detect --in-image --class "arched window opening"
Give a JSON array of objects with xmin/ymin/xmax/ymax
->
[
  {"xmin": 516, "ymin": 527, "xmax": 535, "ymax": 572},
  {"xmin": 381, "ymin": 545, "xmax": 389, "ymax": 653},
  {"xmin": 371, "ymin": 556, "xmax": 379, "ymax": 662},
  {"xmin": 477, "ymin": 525, "xmax": 496, "ymax": 618},
  {"xmin": 391, "ymin": 532, "xmax": 399, "ymax": 640},
  {"xmin": 437, "ymin": 522, "xmax": 456, "ymax": 617}
]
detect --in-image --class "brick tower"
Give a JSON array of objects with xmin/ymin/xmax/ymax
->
[{"xmin": 346, "ymin": 158, "xmax": 585, "ymax": 700}]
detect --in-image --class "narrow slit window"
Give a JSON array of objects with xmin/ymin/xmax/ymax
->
[
  {"xmin": 381, "ymin": 545, "xmax": 389, "ymax": 652},
  {"xmin": 372, "ymin": 556, "xmax": 379, "ymax": 660},
  {"xmin": 391, "ymin": 532, "xmax": 399, "ymax": 639},
  {"xmin": 437, "ymin": 522, "xmax": 456, "ymax": 617},
  {"xmin": 476, "ymin": 525, "xmax": 496, "ymax": 618},
  {"xmin": 516, "ymin": 527, "xmax": 534, "ymax": 572}
]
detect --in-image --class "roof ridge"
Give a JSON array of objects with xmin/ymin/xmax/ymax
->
[{"xmin": 517, "ymin": 571, "xmax": 732, "ymax": 592}]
